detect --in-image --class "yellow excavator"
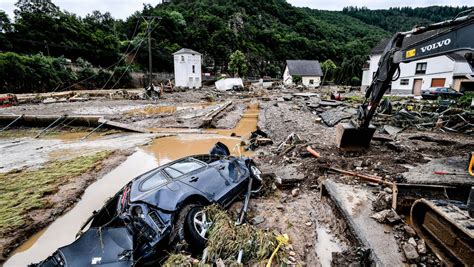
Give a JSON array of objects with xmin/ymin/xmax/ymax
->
[{"xmin": 336, "ymin": 10, "xmax": 474, "ymax": 266}]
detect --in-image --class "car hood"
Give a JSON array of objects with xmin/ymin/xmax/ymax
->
[{"xmin": 38, "ymin": 227, "xmax": 133, "ymax": 267}]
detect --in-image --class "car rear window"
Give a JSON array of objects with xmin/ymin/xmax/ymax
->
[
  {"xmin": 140, "ymin": 171, "xmax": 167, "ymax": 191},
  {"xmin": 170, "ymin": 159, "xmax": 204, "ymax": 174}
]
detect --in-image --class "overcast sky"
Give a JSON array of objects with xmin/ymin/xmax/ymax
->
[{"xmin": 0, "ymin": 0, "xmax": 473, "ymax": 20}]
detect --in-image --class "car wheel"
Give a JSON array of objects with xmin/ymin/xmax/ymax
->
[{"xmin": 184, "ymin": 205, "xmax": 212, "ymax": 251}]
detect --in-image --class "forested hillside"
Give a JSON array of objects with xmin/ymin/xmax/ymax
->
[
  {"xmin": 0, "ymin": 0, "xmax": 470, "ymax": 92},
  {"xmin": 342, "ymin": 6, "xmax": 469, "ymax": 32}
]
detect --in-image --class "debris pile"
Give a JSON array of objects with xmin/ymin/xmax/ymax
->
[
  {"xmin": 167, "ymin": 205, "xmax": 286, "ymax": 266},
  {"xmin": 369, "ymin": 188, "xmax": 441, "ymax": 265},
  {"xmin": 375, "ymin": 108, "xmax": 473, "ymax": 134}
]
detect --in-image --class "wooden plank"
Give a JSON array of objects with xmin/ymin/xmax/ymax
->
[{"xmin": 201, "ymin": 100, "xmax": 233, "ymax": 127}]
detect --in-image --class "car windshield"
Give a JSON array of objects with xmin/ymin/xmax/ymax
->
[
  {"xmin": 169, "ymin": 159, "xmax": 204, "ymax": 174},
  {"xmin": 140, "ymin": 171, "xmax": 167, "ymax": 191}
]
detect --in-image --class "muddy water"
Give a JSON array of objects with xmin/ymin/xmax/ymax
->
[
  {"xmin": 5, "ymin": 104, "xmax": 259, "ymax": 266},
  {"xmin": 315, "ymin": 226, "xmax": 345, "ymax": 267},
  {"xmin": 5, "ymin": 150, "xmax": 160, "ymax": 266}
]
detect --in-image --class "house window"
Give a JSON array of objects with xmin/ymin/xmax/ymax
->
[
  {"xmin": 192, "ymin": 65, "xmax": 195, "ymax": 74},
  {"xmin": 415, "ymin": 63, "xmax": 427, "ymax": 74},
  {"xmin": 400, "ymin": 79, "xmax": 409, "ymax": 85},
  {"xmin": 309, "ymin": 79, "xmax": 314, "ymax": 85},
  {"xmin": 181, "ymin": 56, "xmax": 185, "ymax": 62}
]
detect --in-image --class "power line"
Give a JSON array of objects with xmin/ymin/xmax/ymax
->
[
  {"xmin": 59, "ymin": 20, "xmax": 161, "ymax": 91},
  {"xmin": 111, "ymin": 21, "xmax": 162, "ymax": 89},
  {"xmin": 101, "ymin": 20, "xmax": 141, "ymax": 89}
]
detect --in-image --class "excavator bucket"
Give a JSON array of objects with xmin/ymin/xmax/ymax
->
[{"xmin": 335, "ymin": 122, "xmax": 376, "ymax": 150}]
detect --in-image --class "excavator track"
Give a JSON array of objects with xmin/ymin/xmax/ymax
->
[{"xmin": 411, "ymin": 199, "xmax": 474, "ymax": 266}]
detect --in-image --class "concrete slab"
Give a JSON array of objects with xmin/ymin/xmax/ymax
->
[
  {"xmin": 403, "ymin": 157, "xmax": 472, "ymax": 186},
  {"xmin": 324, "ymin": 180, "xmax": 405, "ymax": 266}
]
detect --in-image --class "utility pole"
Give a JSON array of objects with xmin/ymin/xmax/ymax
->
[
  {"xmin": 148, "ymin": 20, "xmax": 153, "ymax": 90},
  {"xmin": 141, "ymin": 16, "xmax": 161, "ymax": 94}
]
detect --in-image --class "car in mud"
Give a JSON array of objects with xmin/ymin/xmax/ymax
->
[{"xmin": 36, "ymin": 143, "xmax": 262, "ymax": 266}]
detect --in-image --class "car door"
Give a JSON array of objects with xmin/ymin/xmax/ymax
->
[
  {"xmin": 172, "ymin": 158, "xmax": 230, "ymax": 201},
  {"xmin": 212, "ymin": 158, "xmax": 250, "ymax": 205}
]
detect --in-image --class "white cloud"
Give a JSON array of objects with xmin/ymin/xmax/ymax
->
[
  {"xmin": 0, "ymin": 0, "xmax": 473, "ymax": 20},
  {"xmin": 0, "ymin": 0, "xmax": 161, "ymax": 20}
]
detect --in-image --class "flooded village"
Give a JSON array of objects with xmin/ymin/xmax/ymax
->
[{"xmin": 0, "ymin": 1, "xmax": 473, "ymax": 266}]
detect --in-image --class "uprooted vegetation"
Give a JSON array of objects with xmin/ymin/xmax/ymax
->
[
  {"xmin": 0, "ymin": 151, "xmax": 111, "ymax": 235},
  {"xmin": 165, "ymin": 205, "xmax": 284, "ymax": 266}
]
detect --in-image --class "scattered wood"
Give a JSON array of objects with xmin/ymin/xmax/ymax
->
[{"xmin": 327, "ymin": 166, "xmax": 393, "ymax": 187}]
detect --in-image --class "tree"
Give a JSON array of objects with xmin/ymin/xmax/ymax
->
[
  {"xmin": 321, "ymin": 59, "xmax": 337, "ymax": 82},
  {"xmin": 228, "ymin": 50, "xmax": 248, "ymax": 77},
  {"xmin": 84, "ymin": 11, "xmax": 115, "ymax": 33},
  {"xmin": 0, "ymin": 11, "xmax": 11, "ymax": 32},
  {"xmin": 14, "ymin": 0, "xmax": 60, "ymax": 18}
]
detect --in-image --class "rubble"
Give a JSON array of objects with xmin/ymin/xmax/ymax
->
[
  {"xmin": 417, "ymin": 239, "xmax": 427, "ymax": 255},
  {"xmin": 372, "ymin": 191, "xmax": 392, "ymax": 212},
  {"xmin": 2, "ymin": 85, "xmax": 472, "ymax": 266},
  {"xmin": 402, "ymin": 243, "xmax": 419, "ymax": 261}
]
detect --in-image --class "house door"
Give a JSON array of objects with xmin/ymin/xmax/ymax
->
[
  {"xmin": 413, "ymin": 79, "xmax": 423, "ymax": 96},
  {"xmin": 431, "ymin": 78, "xmax": 446, "ymax": 87},
  {"xmin": 188, "ymin": 77, "xmax": 193, "ymax": 88}
]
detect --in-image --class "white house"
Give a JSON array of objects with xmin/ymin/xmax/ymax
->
[
  {"xmin": 283, "ymin": 60, "xmax": 323, "ymax": 87},
  {"xmin": 362, "ymin": 39, "xmax": 474, "ymax": 95},
  {"xmin": 173, "ymin": 48, "xmax": 202, "ymax": 89}
]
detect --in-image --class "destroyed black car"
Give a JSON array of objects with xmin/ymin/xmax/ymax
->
[{"xmin": 36, "ymin": 143, "xmax": 262, "ymax": 267}]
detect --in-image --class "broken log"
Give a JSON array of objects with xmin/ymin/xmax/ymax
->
[{"xmin": 327, "ymin": 167, "xmax": 393, "ymax": 187}]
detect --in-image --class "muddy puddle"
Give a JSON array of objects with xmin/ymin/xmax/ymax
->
[
  {"xmin": 5, "ymin": 104, "xmax": 259, "ymax": 265},
  {"xmin": 0, "ymin": 133, "xmax": 155, "ymax": 173},
  {"xmin": 315, "ymin": 225, "xmax": 345, "ymax": 267}
]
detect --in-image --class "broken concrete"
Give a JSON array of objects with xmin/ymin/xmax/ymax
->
[{"xmin": 324, "ymin": 181, "xmax": 405, "ymax": 266}]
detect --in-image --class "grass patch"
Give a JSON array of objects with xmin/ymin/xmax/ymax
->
[
  {"xmin": 0, "ymin": 151, "xmax": 111, "ymax": 236},
  {"xmin": 205, "ymin": 205, "xmax": 283, "ymax": 265},
  {"xmin": 0, "ymin": 127, "xmax": 121, "ymax": 139},
  {"xmin": 164, "ymin": 254, "xmax": 208, "ymax": 267},
  {"xmin": 163, "ymin": 205, "xmax": 284, "ymax": 266}
]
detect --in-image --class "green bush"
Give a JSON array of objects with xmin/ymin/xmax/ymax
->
[
  {"xmin": 0, "ymin": 52, "xmax": 75, "ymax": 93},
  {"xmin": 0, "ymin": 52, "xmax": 133, "ymax": 93},
  {"xmin": 458, "ymin": 92, "xmax": 474, "ymax": 107}
]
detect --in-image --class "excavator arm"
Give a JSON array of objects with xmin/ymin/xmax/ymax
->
[{"xmin": 338, "ymin": 10, "xmax": 474, "ymax": 148}]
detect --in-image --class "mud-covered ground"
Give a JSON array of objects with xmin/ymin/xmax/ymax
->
[
  {"xmin": 0, "ymin": 150, "xmax": 132, "ymax": 262},
  {"xmin": 1, "ymin": 87, "xmax": 472, "ymax": 266}
]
